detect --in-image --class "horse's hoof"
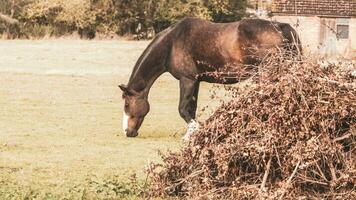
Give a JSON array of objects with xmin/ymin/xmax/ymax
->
[
  {"xmin": 182, "ymin": 134, "xmax": 190, "ymax": 142},
  {"xmin": 182, "ymin": 120, "xmax": 199, "ymax": 141}
]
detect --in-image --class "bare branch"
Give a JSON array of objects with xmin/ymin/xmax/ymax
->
[
  {"xmin": 334, "ymin": 133, "xmax": 352, "ymax": 142},
  {"xmin": 0, "ymin": 12, "xmax": 19, "ymax": 25},
  {"xmin": 260, "ymin": 157, "xmax": 272, "ymax": 192},
  {"xmin": 279, "ymin": 160, "xmax": 301, "ymax": 200}
]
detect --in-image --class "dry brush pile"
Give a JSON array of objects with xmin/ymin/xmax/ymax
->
[{"xmin": 147, "ymin": 57, "xmax": 356, "ymax": 199}]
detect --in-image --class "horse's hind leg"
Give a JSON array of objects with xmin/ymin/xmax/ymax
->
[{"xmin": 178, "ymin": 77, "xmax": 200, "ymax": 140}]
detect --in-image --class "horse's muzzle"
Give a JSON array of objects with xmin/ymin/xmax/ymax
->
[{"xmin": 125, "ymin": 129, "xmax": 139, "ymax": 137}]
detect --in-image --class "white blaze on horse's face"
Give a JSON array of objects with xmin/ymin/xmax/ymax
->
[{"xmin": 122, "ymin": 111, "xmax": 129, "ymax": 135}]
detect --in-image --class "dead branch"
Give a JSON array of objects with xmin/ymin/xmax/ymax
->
[
  {"xmin": 327, "ymin": 160, "xmax": 337, "ymax": 185},
  {"xmin": 260, "ymin": 157, "xmax": 272, "ymax": 192},
  {"xmin": 334, "ymin": 133, "xmax": 352, "ymax": 142},
  {"xmin": 0, "ymin": 12, "xmax": 19, "ymax": 25},
  {"xmin": 279, "ymin": 160, "xmax": 301, "ymax": 200},
  {"xmin": 317, "ymin": 77, "xmax": 356, "ymax": 89},
  {"xmin": 148, "ymin": 58, "xmax": 356, "ymax": 199}
]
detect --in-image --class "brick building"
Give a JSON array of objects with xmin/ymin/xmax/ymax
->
[{"xmin": 249, "ymin": 0, "xmax": 356, "ymax": 59}]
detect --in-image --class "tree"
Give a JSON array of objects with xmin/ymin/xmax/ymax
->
[
  {"xmin": 203, "ymin": 0, "xmax": 247, "ymax": 22},
  {"xmin": 0, "ymin": 12, "xmax": 19, "ymax": 24},
  {"xmin": 0, "ymin": 0, "xmax": 248, "ymax": 39},
  {"xmin": 0, "ymin": 0, "xmax": 25, "ymax": 38},
  {"xmin": 153, "ymin": 0, "xmax": 210, "ymax": 33}
]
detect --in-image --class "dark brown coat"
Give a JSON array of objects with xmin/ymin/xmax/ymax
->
[{"xmin": 120, "ymin": 17, "xmax": 302, "ymax": 137}]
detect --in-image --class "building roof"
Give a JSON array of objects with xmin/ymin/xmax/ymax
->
[{"xmin": 272, "ymin": 0, "xmax": 356, "ymax": 17}]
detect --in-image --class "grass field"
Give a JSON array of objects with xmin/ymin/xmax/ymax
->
[{"xmin": 0, "ymin": 40, "xmax": 222, "ymax": 199}]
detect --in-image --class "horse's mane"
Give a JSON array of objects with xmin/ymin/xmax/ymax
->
[{"xmin": 128, "ymin": 26, "xmax": 174, "ymax": 85}]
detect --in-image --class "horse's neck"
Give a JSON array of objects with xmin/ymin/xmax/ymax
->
[
  {"xmin": 127, "ymin": 27, "xmax": 173, "ymax": 97},
  {"xmin": 127, "ymin": 33, "xmax": 171, "ymax": 98},
  {"xmin": 127, "ymin": 65, "xmax": 165, "ymax": 98}
]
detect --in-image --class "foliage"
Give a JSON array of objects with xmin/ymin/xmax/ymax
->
[
  {"xmin": 0, "ymin": 171, "xmax": 144, "ymax": 199},
  {"xmin": 0, "ymin": 0, "xmax": 248, "ymax": 39},
  {"xmin": 153, "ymin": 0, "xmax": 210, "ymax": 32},
  {"xmin": 0, "ymin": 0, "xmax": 28, "ymax": 38},
  {"xmin": 22, "ymin": 0, "xmax": 108, "ymax": 38},
  {"xmin": 203, "ymin": 0, "xmax": 248, "ymax": 22}
]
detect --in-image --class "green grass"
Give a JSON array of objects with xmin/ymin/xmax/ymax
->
[
  {"xmin": 0, "ymin": 73, "xmax": 184, "ymax": 199},
  {"xmin": 0, "ymin": 40, "xmax": 224, "ymax": 199}
]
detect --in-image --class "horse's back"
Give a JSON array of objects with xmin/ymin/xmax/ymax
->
[
  {"xmin": 163, "ymin": 18, "xmax": 302, "ymax": 81},
  {"xmin": 171, "ymin": 17, "xmax": 300, "ymax": 57},
  {"xmin": 234, "ymin": 19, "xmax": 301, "ymax": 65}
]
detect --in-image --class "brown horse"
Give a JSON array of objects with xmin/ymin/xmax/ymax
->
[{"xmin": 119, "ymin": 17, "xmax": 302, "ymax": 138}]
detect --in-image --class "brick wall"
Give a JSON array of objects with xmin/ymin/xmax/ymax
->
[{"xmin": 272, "ymin": 0, "xmax": 356, "ymax": 17}]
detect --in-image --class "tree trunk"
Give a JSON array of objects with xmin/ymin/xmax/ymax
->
[
  {"xmin": 2, "ymin": 0, "xmax": 17, "ymax": 39},
  {"xmin": 0, "ymin": 13, "xmax": 19, "ymax": 25}
]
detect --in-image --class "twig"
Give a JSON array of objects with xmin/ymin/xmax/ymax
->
[
  {"xmin": 165, "ymin": 170, "xmax": 203, "ymax": 191},
  {"xmin": 317, "ymin": 77, "xmax": 356, "ymax": 89},
  {"xmin": 316, "ymin": 162, "xmax": 328, "ymax": 182},
  {"xmin": 333, "ymin": 133, "xmax": 352, "ymax": 142},
  {"xmin": 260, "ymin": 157, "xmax": 272, "ymax": 192},
  {"xmin": 290, "ymin": 30, "xmax": 302, "ymax": 58},
  {"xmin": 296, "ymin": 175, "xmax": 329, "ymax": 186},
  {"xmin": 142, "ymin": 170, "xmax": 149, "ymax": 199},
  {"xmin": 0, "ymin": 13, "xmax": 19, "ymax": 25},
  {"xmin": 287, "ymin": 160, "xmax": 301, "ymax": 184},
  {"xmin": 273, "ymin": 145, "xmax": 282, "ymax": 168},
  {"xmin": 327, "ymin": 160, "xmax": 337, "ymax": 184},
  {"xmin": 279, "ymin": 160, "xmax": 301, "ymax": 200}
]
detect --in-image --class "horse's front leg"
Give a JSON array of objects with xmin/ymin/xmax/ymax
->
[{"xmin": 178, "ymin": 77, "xmax": 200, "ymax": 141}]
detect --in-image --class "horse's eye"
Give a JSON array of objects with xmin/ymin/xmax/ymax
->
[{"xmin": 125, "ymin": 103, "xmax": 129, "ymax": 108}]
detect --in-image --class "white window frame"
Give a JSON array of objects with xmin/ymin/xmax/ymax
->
[{"xmin": 336, "ymin": 18, "xmax": 350, "ymax": 40}]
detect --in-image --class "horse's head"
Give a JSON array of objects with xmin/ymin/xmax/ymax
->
[{"xmin": 119, "ymin": 84, "xmax": 150, "ymax": 137}]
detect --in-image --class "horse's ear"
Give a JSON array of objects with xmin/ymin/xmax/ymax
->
[
  {"xmin": 119, "ymin": 84, "xmax": 131, "ymax": 95},
  {"xmin": 119, "ymin": 84, "xmax": 128, "ymax": 92},
  {"xmin": 119, "ymin": 84, "xmax": 137, "ymax": 96}
]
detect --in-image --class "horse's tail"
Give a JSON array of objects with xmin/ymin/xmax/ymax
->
[{"xmin": 279, "ymin": 23, "xmax": 303, "ymax": 59}]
